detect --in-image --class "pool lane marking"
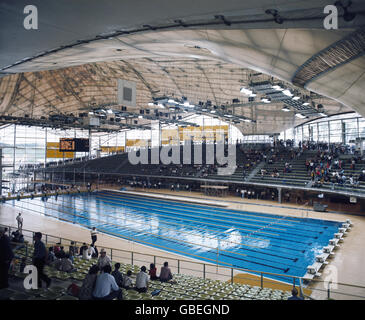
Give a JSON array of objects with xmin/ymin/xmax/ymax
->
[
  {"xmin": 101, "ymin": 191, "xmax": 329, "ymax": 233},
  {"xmin": 9, "ymin": 200, "xmax": 251, "ymax": 258},
  {"xmin": 42, "ymin": 197, "xmax": 302, "ymax": 262},
  {"xmin": 11, "ymin": 199, "xmax": 304, "ymax": 272},
  {"xmin": 54, "ymin": 195, "xmax": 317, "ymax": 250},
  {"xmin": 94, "ymin": 193, "xmax": 325, "ymax": 238}
]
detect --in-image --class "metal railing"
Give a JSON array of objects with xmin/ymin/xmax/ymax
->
[{"xmin": 3, "ymin": 223, "xmax": 365, "ymax": 300}]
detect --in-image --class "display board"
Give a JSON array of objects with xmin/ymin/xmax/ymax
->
[{"xmin": 59, "ymin": 138, "xmax": 89, "ymax": 152}]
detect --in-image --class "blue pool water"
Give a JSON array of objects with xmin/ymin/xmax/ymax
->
[{"xmin": 8, "ymin": 190, "xmax": 342, "ymax": 283}]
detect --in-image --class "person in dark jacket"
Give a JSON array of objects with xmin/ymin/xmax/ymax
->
[
  {"xmin": 33, "ymin": 232, "xmax": 51, "ymax": 288},
  {"xmin": 0, "ymin": 226, "xmax": 14, "ymax": 289},
  {"xmin": 288, "ymin": 287, "xmax": 303, "ymax": 300}
]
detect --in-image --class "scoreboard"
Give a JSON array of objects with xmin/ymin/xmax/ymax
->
[{"xmin": 59, "ymin": 138, "xmax": 89, "ymax": 152}]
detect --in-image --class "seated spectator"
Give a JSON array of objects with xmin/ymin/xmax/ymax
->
[
  {"xmin": 149, "ymin": 263, "xmax": 158, "ymax": 280},
  {"xmin": 56, "ymin": 246, "xmax": 66, "ymax": 259},
  {"xmin": 159, "ymin": 261, "xmax": 173, "ymax": 282},
  {"xmin": 111, "ymin": 263, "xmax": 124, "ymax": 287},
  {"xmin": 122, "ymin": 270, "xmax": 133, "ymax": 289},
  {"xmin": 47, "ymin": 247, "xmax": 56, "ymax": 264},
  {"xmin": 53, "ymin": 243, "xmax": 61, "ymax": 255},
  {"xmin": 11, "ymin": 230, "xmax": 24, "ymax": 243},
  {"xmin": 288, "ymin": 287, "xmax": 303, "ymax": 300},
  {"xmin": 19, "ymin": 257, "xmax": 26, "ymax": 273},
  {"xmin": 59, "ymin": 254, "xmax": 76, "ymax": 273},
  {"xmin": 91, "ymin": 245, "xmax": 99, "ymax": 258},
  {"xmin": 135, "ymin": 266, "xmax": 149, "ymax": 293},
  {"xmin": 96, "ymin": 248, "xmax": 112, "ymax": 270},
  {"xmin": 79, "ymin": 243, "xmax": 88, "ymax": 257},
  {"xmin": 69, "ymin": 241, "xmax": 78, "ymax": 257},
  {"xmin": 83, "ymin": 245, "xmax": 95, "ymax": 260},
  {"xmin": 92, "ymin": 265, "xmax": 123, "ymax": 300}
]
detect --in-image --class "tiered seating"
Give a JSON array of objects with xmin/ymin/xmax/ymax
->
[
  {"xmin": 250, "ymin": 152, "xmax": 310, "ymax": 187},
  {"xmin": 319, "ymin": 158, "xmax": 365, "ymax": 193},
  {"xmin": 3, "ymin": 242, "xmax": 295, "ymax": 300}
]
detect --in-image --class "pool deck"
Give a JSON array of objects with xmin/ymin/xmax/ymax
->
[{"xmin": 1, "ymin": 187, "xmax": 365, "ymax": 299}]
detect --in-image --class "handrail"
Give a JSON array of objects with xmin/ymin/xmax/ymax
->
[
  {"xmin": 3, "ymin": 221, "xmax": 365, "ymax": 299},
  {"xmin": 32, "ymin": 168, "xmax": 365, "ymax": 199}
]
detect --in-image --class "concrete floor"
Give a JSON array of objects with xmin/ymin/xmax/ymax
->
[{"xmin": 1, "ymin": 187, "xmax": 365, "ymax": 300}]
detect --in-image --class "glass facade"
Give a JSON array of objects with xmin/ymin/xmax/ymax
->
[{"xmin": 285, "ymin": 113, "xmax": 365, "ymax": 146}]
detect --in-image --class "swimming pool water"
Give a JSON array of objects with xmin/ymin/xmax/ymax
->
[{"xmin": 8, "ymin": 190, "xmax": 343, "ymax": 283}]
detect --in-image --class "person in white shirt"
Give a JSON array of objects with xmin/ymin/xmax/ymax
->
[
  {"xmin": 92, "ymin": 265, "xmax": 123, "ymax": 300},
  {"xmin": 83, "ymin": 245, "xmax": 95, "ymax": 260},
  {"xmin": 96, "ymin": 248, "xmax": 111, "ymax": 270},
  {"xmin": 122, "ymin": 270, "xmax": 133, "ymax": 289},
  {"xmin": 16, "ymin": 213, "xmax": 23, "ymax": 232},
  {"xmin": 91, "ymin": 227, "xmax": 98, "ymax": 245},
  {"xmin": 135, "ymin": 266, "xmax": 149, "ymax": 293}
]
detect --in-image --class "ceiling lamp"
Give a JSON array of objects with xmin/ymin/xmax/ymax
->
[
  {"xmin": 272, "ymin": 84, "xmax": 284, "ymax": 91},
  {"xmin": 295, "ymin": 113, "xmax": 306, "ymax": 119},
  {"xmin": 283, "ymin": 89, "xmax": 293, "ymax": 97},
  {"xmin": 240, "ymin": 87, "xmax": 253, "ymax": 95}
]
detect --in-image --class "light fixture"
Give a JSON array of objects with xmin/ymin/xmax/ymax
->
[
  {"xmin": 283, "ymin": 90, "xmax": 293, "ymax": 97},
  {"xmin": 272, "ymin": 85, "xmax": 284, "ymax": 91},
  {"xmin": 295, "ymin": 113, "xmax": 306, "ymax": 119},
  {"xmin": 265, "ymin": 9, "xmax": 284, "ymax": 24},
  {"xmin": 148, "ymin": 102, "xmax": 154, "ymax": 106},
  {"xmin": 240, "ymin": 87, "xmax": 253, "ymax": 95}
]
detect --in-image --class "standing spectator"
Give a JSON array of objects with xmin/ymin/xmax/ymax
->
[
  {"xmin": 135, "ymin": 266, "xmax": 149, "ymax": 293},
  {"xmin": 0, "ymin": 226, "xmax": 14, "ymax": 289},
  {"xmin": 33, "ymin": 232, "xmax": 51, "ymax": 288},
  {"xmin": 96, "ymin": 248, "xmax": 112, "ymax": 270},
  {"xmin": 92, "ymin": 265, "xmax": 123, "ymax": 300},
  {"xmin": 159, "ymin": 261, "xmax": 173, "ymax": 282},
  {"xmin": 79, "ymin": 265, "xmax": 99, "ymax": 300},
  {"xmin": 111, "ymin": 263, "xmax": 124, "ymax": 287},
  {"xmin": 16, "ymin": 213, "xmax": 23, "ymax": 232},
  {"xmin": 91, "ymin": 227, "xmax": 98, "ymax": 246}
]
